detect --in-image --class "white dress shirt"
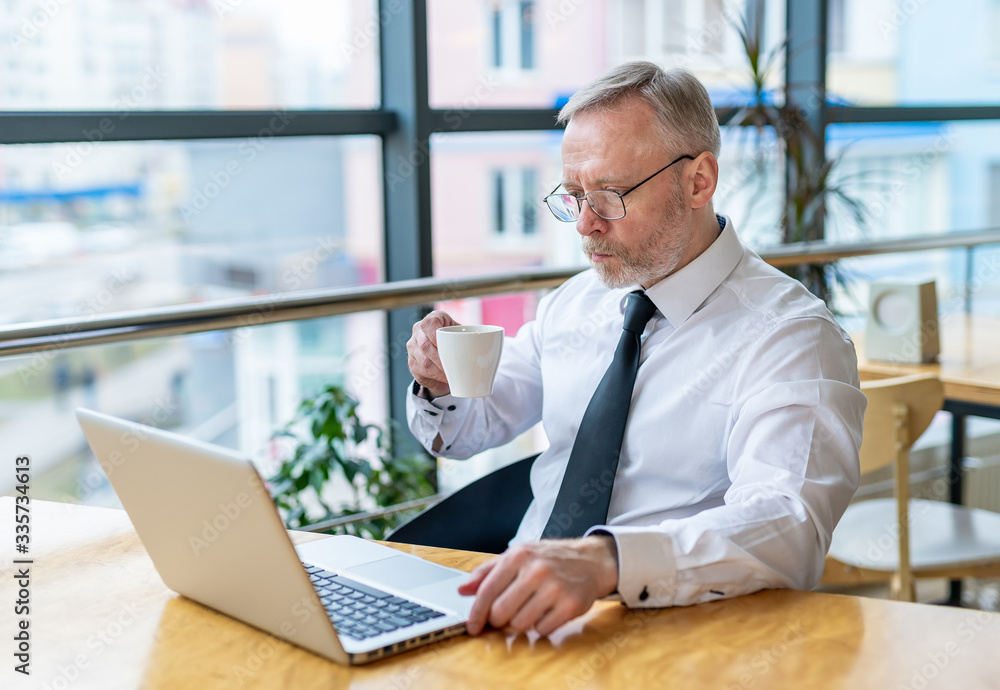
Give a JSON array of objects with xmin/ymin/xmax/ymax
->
[{"xmin": 407, "ymin": 216, "xmax": 866, "ymax": 608}]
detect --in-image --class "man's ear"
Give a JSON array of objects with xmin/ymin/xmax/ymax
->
[{"xmin": 688, "ymin": 152, "xmax": 718, "ymax": 210}]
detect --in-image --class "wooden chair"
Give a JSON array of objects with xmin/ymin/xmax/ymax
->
[
  {"xmin": 385, "ymin": 453, "xmax": 538, "ymax": 554},
  {"xmin": 822, "ymin": 373, "xmax": 1000, "ymax": 601}
]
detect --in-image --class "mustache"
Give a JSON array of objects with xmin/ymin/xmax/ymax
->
[{"xmin": 582, "ymin": 238, "xmax": 623, "ymax": 256}]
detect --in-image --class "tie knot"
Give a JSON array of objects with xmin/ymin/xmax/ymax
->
[{"xmin": 622, "ymin": 291, "xmax": 657, "ymax": 334}]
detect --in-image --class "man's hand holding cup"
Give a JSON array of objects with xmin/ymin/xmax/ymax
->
[
  {"xmin": 407, "ymin": 311, "xmax": 458, "ymax": 400},
  {"xmin": 407, "ymin": 311, "xmax": 504, "ymax": 400}
]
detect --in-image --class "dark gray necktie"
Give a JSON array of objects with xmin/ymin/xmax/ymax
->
[{"xmin": 541, "ymin": 290, "xmax": 658, "ymax": 539}]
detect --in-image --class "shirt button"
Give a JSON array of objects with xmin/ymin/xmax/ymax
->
[
  {"xmin": 639, "ymin": 586, "xmax": 649, "ymax": 602},
  {"xmin": 426, "ymin": 411, "xmax": 438, "ymax": 416},
  {"xmin": 447, "ymin": 405, "xmax": 456, "ymax": 411}
]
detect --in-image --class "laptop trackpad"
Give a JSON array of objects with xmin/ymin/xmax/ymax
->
[{"xmin": 345, "ymin": 555, "xmax": 463, "ymax": 590}]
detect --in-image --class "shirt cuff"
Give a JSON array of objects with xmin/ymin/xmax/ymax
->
[
  {"xmin": 406, "ymin": 380, "xmax": 467, "ymax": 455},
  {"xmin": 585, "ymin": 525, "xmax": 679, "ymax": 608}
]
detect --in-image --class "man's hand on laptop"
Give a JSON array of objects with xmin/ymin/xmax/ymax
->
[{"xmin": 458, "ymin": 535, "xmax": 619, "ymax": 637}]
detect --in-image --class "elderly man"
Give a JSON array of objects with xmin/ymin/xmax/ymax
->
[{"xmin": 406, "ymin": 61, "xmax": 866, "ymax": 637}]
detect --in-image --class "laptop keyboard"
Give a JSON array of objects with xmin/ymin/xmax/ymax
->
[{"xmin": 303, "ymin": 563, "xmax": 446, "ymax": 641}]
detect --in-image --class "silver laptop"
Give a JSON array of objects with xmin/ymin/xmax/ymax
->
[{"xmin": 76, "ymin": 408, "xmax": 474, "ymax": 665}]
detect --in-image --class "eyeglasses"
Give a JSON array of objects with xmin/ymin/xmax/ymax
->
[{"xmin": 542, "ymin": 154, "xmax": 695, "ymax": 222}]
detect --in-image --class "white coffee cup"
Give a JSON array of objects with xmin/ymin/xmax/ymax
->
[{"xmin": 436, "ymin": 325, "xmax": 505, "ymax": 398}]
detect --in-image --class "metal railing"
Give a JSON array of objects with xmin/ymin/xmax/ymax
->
[
  {"xmin": 300, "ymin": 495, "xmax": 442, "ymax": 533},
  {"xmin": 759, "ymin": 228, "xmax": 1000, "ymax": 266},
  {"xmin": 6, "ymin": 226, "xmax": 1000, "ymax": 532},
  {"xmin": 3, "ymin": 227, "xmax": 1000, "ymax": 358}
]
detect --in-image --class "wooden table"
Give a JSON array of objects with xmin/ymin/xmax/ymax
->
[{"xmin": 3, "ymin": 498, "xmax": 1000, "ymax": 689}]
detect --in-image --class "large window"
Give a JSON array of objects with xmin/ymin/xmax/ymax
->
[
  {"xmin": 827, "ymin": 0, "xmax": 1000, "ymax": 106},
  {"xmin": 826, "ymin": 120, "xmax": 1000, "ymax": 318},
  {"xmin": 0, "ymin": 136, "xmax": 383, "ymax": 318},
  {"xmin": 431, "ymin": 131, "xmax": 569, "ymax": 277},
  {"xmin": 0, "ymin": 1, "xmax": 387, "ymax": 504},
  {"xmin": 0, "ymin": 0, "xmax": 379, "ymax": 110},
  {"xmin": 429, "ymin": 0, "xmax": 785, "ymax": 109},
  {"xmin": 4, "ymin": 0, "xmax": 1000, "ymax": 507}
]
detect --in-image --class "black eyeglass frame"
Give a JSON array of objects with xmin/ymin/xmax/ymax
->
[{"xmin": 542, "ymin": 154, "xmax": 696, "ymax": 222}]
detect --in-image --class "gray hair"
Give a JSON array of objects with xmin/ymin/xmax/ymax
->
[{"xmin": 557, "ymin": 61, "xmax": 721, "ymax": 158}]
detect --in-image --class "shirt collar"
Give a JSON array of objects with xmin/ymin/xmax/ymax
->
[{"xmin": 634, "ymin": 214, "xmax": 744, "ymax": 327}]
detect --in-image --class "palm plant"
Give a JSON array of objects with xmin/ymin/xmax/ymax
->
[{"xmin": 720, "ymin": 0, "xmax": 868, "ymax": 305}]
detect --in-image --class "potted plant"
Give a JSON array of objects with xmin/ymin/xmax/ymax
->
[{"xmin": 267, "ymin": 384, "xmax": 436, "ymax": 539}]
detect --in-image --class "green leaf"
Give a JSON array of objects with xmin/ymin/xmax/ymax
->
[
  {"xmin": 309, "ymin": 464, "xmax": 327, "ymax": 491},
  {"xmin": 353, "ymin": 422, "xmax": 370, "ymax": 445},
  {"xmin": 267, "ymin": 381, "xmax": 439, "ymax": 537}
]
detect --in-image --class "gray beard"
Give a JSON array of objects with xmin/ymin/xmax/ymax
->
[
  {"xmin": 587, "ymin": 245, "xmax": 685, "ymax": 288},
  {"xmin": 583, "ymin": 179, "xmax": 690, "ymax": 288}
]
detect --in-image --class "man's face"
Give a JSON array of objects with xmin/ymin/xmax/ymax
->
[{"xmin": 560, "ymin": 99, "xmax": 694, "ymax": 289}]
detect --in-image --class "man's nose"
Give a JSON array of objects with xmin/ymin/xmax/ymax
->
[{"xmin": 575, "ymin": 198, "xmax": 607, "ymax": 237}]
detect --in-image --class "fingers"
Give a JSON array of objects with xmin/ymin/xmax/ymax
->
[
  {"xmin": 458, "ymin": 558, "xmax": 497, "ymax": 596},
  {"xmin": 407, "ymin": 350, "xmax": 446, "ymax": 385},
  {"xmin": 534, "ymin": 597, "xmax": 583, "ymax": 637},
  {"xmin": 487, "ymin": 569, "xmax": 538, "ymax": 631},
  {"xmin": 461, "ymin": 541, "xmax": 609, "ymax": 639},
  {"xmin": 406, "ymin": 311, "xmax": 458, "ymax": 395},
  {"xmin": 465, "ymin": 555, "xmax": 519, "ymax": 636},
  {"xmin": 506, "ymin": 585, "xmax": 558, "ymax": 634},
  {"xmin": 408, "ymin": 321, "xmax": 442, "ymax": 380}
]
